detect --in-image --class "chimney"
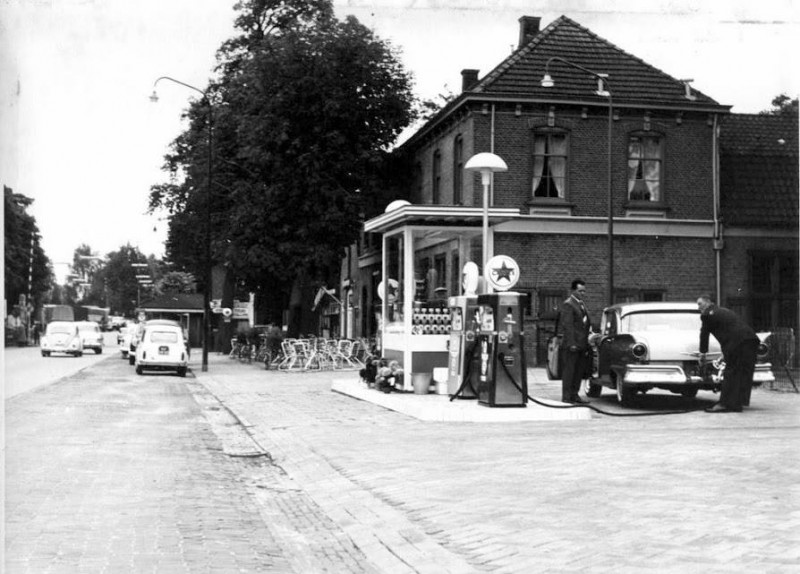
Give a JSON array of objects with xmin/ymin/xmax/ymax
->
[
  {"xmin": 518, "ymin": 16, "xmax": 541, "ymax": 48},
  {"xmin": 461, "ymin": 69, "xmax": 480, "ymax": 92}
]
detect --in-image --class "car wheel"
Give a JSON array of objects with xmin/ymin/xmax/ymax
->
[
  {"xmin": 95, "ymin": 348, "xmax": 102, "ymax": 355},
  {"xmin": 121, "ymin": 351, "xmax": 128, "ymax": 358},
  {"xmin": 76, "ymin": 351, "xmax": 83, "ymax": 357},
  {"xmin": 177, "ymin": 367, "xmax": 187, "ymax": 377},
  {"xmin": 41, "ymin": 351, "xmax": 50, "ymax": 357},
  {"xmin": 135, "ymin": 365, "xmax": 143, "ymax": 375},
  {"xmin": 129, "ymin": 355, "xmax": 135, "ymax": 366},
  {"xmin": 681, "ymin": 388, "xmax": 699, "ymax": 398},
  {"xmin": 584, "ymin": 379, "xmax": 603, "ymax": 398},
  {"xmin": 615, "ymin": 377, "xmax": 635, "ymax": 405}
]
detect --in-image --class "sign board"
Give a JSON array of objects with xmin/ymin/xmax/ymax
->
[{"xmin": 485, "ymin": 255, "xmax": 520, "ymax": 291}]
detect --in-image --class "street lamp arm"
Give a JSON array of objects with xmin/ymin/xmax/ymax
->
[
  {"xmin": 152, "ymin": 76, "xmax": 206, "ymax": 98},
  {"xmin": 542, "ymin": 56, "xmax": 613, "ymax": 100}
]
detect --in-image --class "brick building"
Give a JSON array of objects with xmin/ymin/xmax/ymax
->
[{"xmin": 339, "ymin": 15, "xmax": 799, "ymax": 366}]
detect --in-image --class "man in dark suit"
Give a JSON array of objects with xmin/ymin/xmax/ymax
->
[
  {"xmin": 697, "ymin": 294, "xmax": 760, "ymax": 413},
  {"xmin": 559, "ymin": 279, "xmax": 592, "ymax": 403}
]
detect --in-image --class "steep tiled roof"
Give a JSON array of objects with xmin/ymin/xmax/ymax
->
[
  {"xmin": 719, "ymin": 113, "xmax": 799, "ymax": 228},
  {"xmin": 473, "ymin": 15, "xmax": 722, "ymax": 109}
]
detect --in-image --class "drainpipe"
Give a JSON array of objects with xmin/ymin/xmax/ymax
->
[
  {"xmin": 712, "ymin": 114, "xmax": 723, "ymax": 303},
  {"xmin": 490, "ymin": 103, "xmax": 496, "ymax": 204}
]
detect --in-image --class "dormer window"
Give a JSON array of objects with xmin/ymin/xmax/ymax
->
[
  {"xmin": 627, "ymin": 134, "xmax": 662, "ymax": 202},
  {"xmin": 532, "ymin": 131, "xmax": 568, "ymax": 199}
]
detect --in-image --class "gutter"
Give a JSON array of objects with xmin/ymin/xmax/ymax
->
[
  {"xmin": 712, "ymin": 113, "xmax": 722, "ymax": 302},
  {"xmin": 400, "ymin": 93, "xmax": 732, "ymax": 152}
]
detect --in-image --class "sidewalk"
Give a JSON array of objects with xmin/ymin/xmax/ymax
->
[{"xmin": 194, "ymin": 353, "xmax": 800, "ymax": 573}]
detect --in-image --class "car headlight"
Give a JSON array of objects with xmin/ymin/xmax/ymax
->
[
  {"xmin": 757, "ymin": 341, "xmax": 769, "ymax": 360},
  {"xmin": 631, "ymin": 342, "xmax": 648, "ymax": 360}
]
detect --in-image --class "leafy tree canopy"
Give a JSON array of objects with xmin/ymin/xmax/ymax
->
[
  {"xmin": 155, "ymin": 271, "xmax": 197, "ymax": 296},
  {"xmin": 761, "ymin": 93, "xmax": 799, "ymax": 117},
  {"xmin": 4, "ymin": 186, "xmax": 53, "ymax": 309},
  {"xmin": 149, "ymin": 0, "xmax": 417, "ymax": 303}
]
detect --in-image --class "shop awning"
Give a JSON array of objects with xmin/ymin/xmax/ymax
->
[{"xmin": 363, "ymin": 205, "xmax": 521, "ymax": 234}]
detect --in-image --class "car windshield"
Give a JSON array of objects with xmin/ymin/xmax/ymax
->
[
  {"xmin": 78, "ymin": 324, "xmax": 99, "ymax": 332},
  {"xmin": 621, "ymin": 311, "xmax": 700, "ymax": 333},
  {"xmin": 150, "ymin": 331, "xmax": 179, "ymax": 343},
  {"xmin": 46, "ymin": 323, "xmax": 74, "ymax": 335}
]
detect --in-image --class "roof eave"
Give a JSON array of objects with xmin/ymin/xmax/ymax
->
[{"xmin": 399, "ymin": 92, "xmax": 732, "ymax": 151}]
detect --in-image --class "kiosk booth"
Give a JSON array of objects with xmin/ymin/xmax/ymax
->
[{"xmin": 363, "ymin": 204, "xmax": 519, "ymax": 390}]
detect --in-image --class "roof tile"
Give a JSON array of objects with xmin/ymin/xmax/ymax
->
[{"xmin": 474, "ymin": 16, "xmax": 721, "ymax": 109}]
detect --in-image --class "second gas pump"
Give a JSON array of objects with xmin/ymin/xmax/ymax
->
[{"xmin": 475, "ymin": 291, "xmax": 528, "ymax": 407}]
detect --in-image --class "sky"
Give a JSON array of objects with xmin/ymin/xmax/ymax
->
[{"xmin": 1, "ymin": 0, "xmax": 798, "ymax": 283}]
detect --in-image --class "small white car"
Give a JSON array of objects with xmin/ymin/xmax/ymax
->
[
  {"xmin": 135, "ymin": 324, "xmax": 188, "ymax": 377},
  {"xmin": 119, "ymin": 327, "xmax": 133, "ymax": 358},
  {"xmin": 76, "ymin": 321, "xmax": 104, "ymax": 354},
  {"xmin": 40, "ymin": 321, "xmax": 84, "ymax": 357}
]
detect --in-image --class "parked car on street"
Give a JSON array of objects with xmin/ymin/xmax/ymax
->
[
  {"xmin": 134, "ymin": 323, "xmax": 188, "ymax": 377},
  {"xmin": 76, "ymin": 321, "xmax": 104, "ymax": 354},
  {"xmin": 548, "ymin": 301, "xmax": 774, "ymax": 405},
  {"xmin": 118, "ymin": 327, "xmax": 133, "ymax": 358},
  {"xmin": 40, "ymin": 321, "xmax": 84, "ymax": 357},
  {"xmin": 128, "ymin": 319, "xmax": 184, "ymax": 365}
]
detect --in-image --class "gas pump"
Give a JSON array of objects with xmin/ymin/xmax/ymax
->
[
  {"xmin": 447, "ymin": 295, "xmax": 479, "ymax": 397},
  {"xmin": 475, "ymin": 291, "xmax": 528, "ymax": 407}
]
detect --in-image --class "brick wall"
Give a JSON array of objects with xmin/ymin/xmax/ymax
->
[
  {"xmin": 447, "ymin": 104, "xmax": 717, "ymax": 220},
  {"xmin": 495, "ymin": 232, "xmax": 715, "ymax": 365}
]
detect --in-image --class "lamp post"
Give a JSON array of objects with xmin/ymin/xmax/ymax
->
[
  {"xmin": 150, "ymin": 76, "xmax": 213, "ymax": 372},
  {"xmin": 541, "ymin": 57, "xmax": 614, "ymax": 306},
  {"xmin": 464, "ymin": 152, "xmax": 508, "ymax": 275}
]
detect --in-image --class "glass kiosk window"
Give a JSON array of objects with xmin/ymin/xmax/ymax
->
[{"xmin": 384, "ymin": 235, "xmax": 405, "ymax": 334}]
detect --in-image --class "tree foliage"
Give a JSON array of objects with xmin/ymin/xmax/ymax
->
[
  {"xmin": 155, "ymin": 271, "xmax": 197, "ymax": 296},
  {"xmin": 4, "ymin": 186, "xmax": 53, "ymax": 308},
  {"xmin": 95, "ymin": 245, "xmax": 152, "ymax": 317},
  {"xmin": 149, "ymin": 0, "xmax": 417, "ymax": 307},
  {"xmin": 761, "ymin": 93, "xmax": 799, "ymax": 117}
]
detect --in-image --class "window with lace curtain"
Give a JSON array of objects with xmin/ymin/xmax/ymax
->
[
  {"xmin": 532, "ymin": 131, "xmax": 568, "ymax": 198},
  {"xmin": 628, "ymin": 134, "xmax": 662, "ymax": 201}
]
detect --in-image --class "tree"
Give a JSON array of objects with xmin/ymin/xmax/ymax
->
[
  {"xmin": 98, "ymin": 245, "xmax": 151, "ymax": 317},
  {"xmin": 4, "ymin": 186, "xmax": 54, "ymax": 310},
  {"xmin": 761, "ymin": 93, "xmax": 799, "ymax": 117},
  {"xmin": 155, "ymin": 271, "xmax": 197, "ymax": 296},
  {"xmin": 149, "ymin": 0, "xmax": 417, "ymax": 319},
  {"xmin": 68, "ymin": 244, "xmax": 104, "ymax": 306}
]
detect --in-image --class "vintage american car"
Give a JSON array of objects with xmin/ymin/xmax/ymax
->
[
  {"xmin": 76, "ymin": 321, "xmax": 104, "ymax": 354},
  {"xmin": 548, "ymin": 301, "xmax": 774, "ymax": 405},
  {"xmin": 40, "ymin": 321, "xmax": 84, "ymax": 357},
  {"xmin": 134, "ymin": 323, "xmax": 188, "ymax": 377}
]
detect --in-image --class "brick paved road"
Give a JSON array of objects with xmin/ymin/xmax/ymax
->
[
  {"xmin": 200, "ymin": 355, "xmax": 800, "ymax": 574},
  {"xmin": 4, "ymin": 356, "xmax": 295, "ymax": 573},
  {"xmin": 7, "ymin": 352, "xmax": 799, "ymax": 573}
]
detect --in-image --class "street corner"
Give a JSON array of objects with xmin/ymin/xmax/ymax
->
[{"xmin": 331, "ymin": 378, "xmax": 593, "ymax": 422}]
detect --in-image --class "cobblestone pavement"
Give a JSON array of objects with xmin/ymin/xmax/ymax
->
[
  {"xmin": 197, "ymin": 354, "xmax": 800, "ymax": 574},
  {"xmin": 6, "ymin": 352, "xmax": 799, "ymax": 573},
  {"xmin": 4, "ymin": 356, "xmax": 295, "ymax": 573}
]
